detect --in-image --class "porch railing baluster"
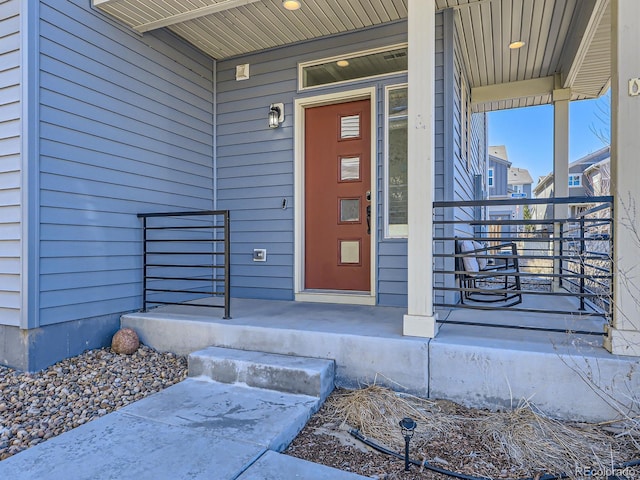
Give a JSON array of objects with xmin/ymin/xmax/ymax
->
[
  {"xmin": 137, "ymin": 210, "xmax": 231, "ymax": 318},
  {"xmin": 433, "ymin": 196, "xmax": 613, "ymax": 334}
]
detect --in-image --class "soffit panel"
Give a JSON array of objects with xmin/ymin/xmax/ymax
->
[
  {"xmin": 570, "ymin": 3, "xmax": 611, "ymax": 98},
  {"xmin": 95, "ymin": 0, "xmax": 408, "ymax": 59},
  {"xmin": 438, "ymin": 0, "xmax": 580, "ymax": 88},
  {"xmin": 95, "ymin": 0, "xmax": 609, "ymax": 111}
]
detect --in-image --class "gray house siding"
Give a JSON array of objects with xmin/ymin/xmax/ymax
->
[
  {"xmin": 434, "ymin": 9, "xmax": 487, "ymax": 307},
  {"xmin": 431, "ymin": 8, "xmax": 455, "ymax": 308},
  {"xmin": 2, "ymin": 0, "xmax": 215, "ymax": 370},
  {"xmin": 0, "ymin": 0, "xmax": 21, "ymax": 329},
  {"xmin": 488, "ymin": 157, "xmax": 510, "ymax": 197},
  {"xmin": 534, "ymin": 147, "xmax": 610, "ymax": 223},
  {"xmin": 216, "ymin": 16, "xmax": 455, "ymax": 307},
  {"xmin": 568, "ymin": 163, "xmax": 588, "ymax": 197},
  {"xmin": 451, "ymin": 14, "xmax": 487, "ymax": 222},
  {"xmin": 216, "ymin": 21, "xmax": 420, "ymax": 305},
  {"xmin": 379, "ymin": 13, "xmax": 446, "ymax": 307}
]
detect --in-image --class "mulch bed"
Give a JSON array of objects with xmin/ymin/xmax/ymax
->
[{"xmin": 286, "ymin": 386, "xmax": 639, "ymax": 480}]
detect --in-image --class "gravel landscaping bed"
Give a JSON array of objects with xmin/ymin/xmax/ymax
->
[
  {"xmin": 2, "ymin": 348, "xmax": 637, "ymax": 480},
  {"xmin": 0, "ymin": 346, "xmax": 187, "ymax": 461}
]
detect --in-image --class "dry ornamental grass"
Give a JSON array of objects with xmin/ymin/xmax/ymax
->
[{"xmin": 287, "ymin": 385, "xmax": 640, "ymax": 480}]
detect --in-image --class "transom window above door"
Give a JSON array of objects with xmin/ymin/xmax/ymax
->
[{"xmin": 299, "ymin": 44, "xmax": 407, "ymax": 90}]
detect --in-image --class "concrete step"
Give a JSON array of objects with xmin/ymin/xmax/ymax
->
[{"xmin": 188, "ymin": 346, "xmax": 335, "ymax": 401}]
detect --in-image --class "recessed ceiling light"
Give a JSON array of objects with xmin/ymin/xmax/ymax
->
[
  {"xmin": 336, "ymin": 60, "xmax": 349, "ymax": 67},
  {"xmin": 509, "ymin": 40, "xmax": 526, "ymax": 49},
  {"xmin": 282, "ymin": 0, "xmax": 301, "ymax": 10}
]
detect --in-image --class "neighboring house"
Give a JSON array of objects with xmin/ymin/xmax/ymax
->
[
  {"xmin": 533, "ymin": 146, "xmax": 611, "ymax": 223},
  {"xmin": 0, "ymin": 0, "xmax": 636, "ymax": 374},
  {"xmin": 508, "ymin": 168, "xmax": 533, "ymax": 200},
  {"xmin": 487, "ymin": 145, "xmax": 511, "ymax": 198},
  {"xmin": 486, "ymin": 145, "xmax": 533, "ymax": 234},
  {"xmin": 584, "ymin": 156, "xmax": 611, "ymax": 197}
]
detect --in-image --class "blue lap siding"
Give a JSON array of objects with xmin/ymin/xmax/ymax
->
[
  {"xmin": 216, "ymin": 20, "xmax": 447, "ymax": 305},
  {"xmin": 1, "ymin": 0, "xmax": 216, "ymax": 369}
]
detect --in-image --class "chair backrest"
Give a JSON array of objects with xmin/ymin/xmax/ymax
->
[{"xmin": 456, "ymin": 239, "xmax": 488, "ymax": 273}]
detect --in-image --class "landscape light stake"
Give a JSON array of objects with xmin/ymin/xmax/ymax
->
[{"xmin": 399, "ymin": 417, "xmax": 417, "ymax": 472}]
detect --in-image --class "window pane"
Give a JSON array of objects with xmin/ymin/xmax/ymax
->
[
  {"xmin": 302, "ymin": 47, "xmax": 407, "ymax": 89},
  {"xmin": 340, "ymin": 240, "xmax": 360, "ymax": 264},
  {"xmin": 340, "ymin": 198, "xmax": 360, "ymax": 222},
  {"xmin": 340, "ymin": 115, "xmax": 360, "ymax": 139},
  {"xmin": 340, "ymin": 157, "xmax": 360, "ymax": 181},
  {"xmin": 387, "ymin": 87, "xmax": 408, "ymax": 234}
]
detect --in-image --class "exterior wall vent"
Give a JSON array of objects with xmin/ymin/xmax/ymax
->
[{"xmin": 236, "ymin": 64, "xmax": 250, "ymax": 81}]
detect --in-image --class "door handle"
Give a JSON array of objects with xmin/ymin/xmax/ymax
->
[{"xmin": 366, "ymin": 205, "xmax": 371, "ymax": 235}]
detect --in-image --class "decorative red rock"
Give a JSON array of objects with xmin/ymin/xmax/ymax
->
[{"xmin": 111, "ymin": 328, "xmax": 140, "ymax": 355}]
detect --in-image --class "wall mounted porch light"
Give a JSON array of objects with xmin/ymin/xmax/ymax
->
[
  {"xmin": 269, "ymin": 103, "xmax": 284, "ymax": 128},
  {"xmin": 282, "ymin": 0, "xmax": 301, "ymax": 10}
]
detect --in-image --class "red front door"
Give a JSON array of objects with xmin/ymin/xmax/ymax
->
[{"xmin": 304, "ymin": 99, "xmax": 371, "ymax": 291}]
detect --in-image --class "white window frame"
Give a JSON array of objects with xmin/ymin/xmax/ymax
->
[
  {"xmin": 488, "ymin": 167, "xmax": 494, "ymax": 187},
  {"xmin": 298, "ymin": 43, "xmax": 408, "ymax": 91},
  {"xmin": 384, "ymin": 83, "xmax": 408, "ymax": 238},
  {"xmin": 569, "ymin": 174, "xmax": 581, "ymax": 187}
]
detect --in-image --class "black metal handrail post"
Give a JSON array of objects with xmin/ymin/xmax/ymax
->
[
  {"xmin": 608, "ymin": 201, "xmax": 615, "ymax": 323},
  {"xmin": 579, "ymin": 216, "xmax": 586, "ymax": 311},
  {"xmin": 559, "ymin": 221, "xmax": 564, "ymax": 289},
  {"xmin": 142, "ymin": 215, "xmax": 148, "ymax": 312},
  {"xmin": 223, "ymin": 209, "xmax": 231, "ymax": 319}
]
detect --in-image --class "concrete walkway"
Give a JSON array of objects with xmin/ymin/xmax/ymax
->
[{"xmin": 0, "ymin": 378, "xmax": 369, "ymax": 479}]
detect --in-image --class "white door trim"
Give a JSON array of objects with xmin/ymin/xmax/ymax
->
[{"xmin": 294, "ymin": 87, "xmax": 377, "ymax": 305}]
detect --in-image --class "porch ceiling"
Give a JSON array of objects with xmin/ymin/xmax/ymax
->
[
  {"xmin": 444, "ymin": 0, "xmax": 611, "ymax": 112},
  {"xmin": 93, "ymin": 0, "xmax": 611, "ymax": 111},
  {"xmin": 93, "ymin": 0, "xmax": 408, "ymax": 60}
]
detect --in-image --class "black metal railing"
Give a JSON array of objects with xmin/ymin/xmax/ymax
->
[
  {"xmin": 559, "ymin": 202, "xmax": 613, "ymax": 315},
  {"xmin": 138, "ymin": 210, "xmax": 230, "ymax": 318},
  {"xmin": 432, "ymin": 196, "xmax": 613, "ymax": 332}
]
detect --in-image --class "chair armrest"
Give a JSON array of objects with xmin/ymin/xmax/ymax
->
[
  {"xmin": 484, "ymin": 242, "xmax": 519, "ymax": 271},
  {"xmin": 455, "ymin": 240, "xmax": 520, "ymax": 274}
]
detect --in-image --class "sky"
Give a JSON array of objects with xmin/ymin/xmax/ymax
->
[{"xmin": 487, "ymin": 91, "xmax": 610, "ymax": 183}]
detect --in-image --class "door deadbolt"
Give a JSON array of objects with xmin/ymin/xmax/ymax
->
[{"xmin": 365, "ymin": 191, "xmax": 371, "ymax": 202}]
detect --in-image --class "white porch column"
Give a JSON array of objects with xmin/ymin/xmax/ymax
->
[
  {"xmin": 605, "ymin": 0, "xmax": 640, "ymax": 356},
  {"xmin": 553, "ymin": 89, "xmax": 570, "ymax": 208},
  {"xmin": 552, "ymin": 87, "xmax": 570, "ymax": 290},
  {"xmin": 403, "ymin": 0, "xmax": 438, "ymax": 338}
]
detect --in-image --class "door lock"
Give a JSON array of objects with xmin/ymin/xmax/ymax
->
[{"xmin": 365, "ymin": 191, "xmax": 371, "ymax": 202}]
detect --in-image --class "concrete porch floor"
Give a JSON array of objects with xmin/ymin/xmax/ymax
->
[
  {"xmin": 122, "ymin": 297, "xmax": 639, "ymax": 422},
  {"xmin": 440, "ymin": 289, "xmax": 608, "ymax": 334}
]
